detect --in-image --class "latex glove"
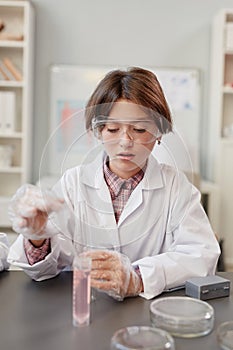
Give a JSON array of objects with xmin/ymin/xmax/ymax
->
[
  {"xmin": 8, "ymin": 184, "xmax": 64, "ymax": 240},
  {"xmin": 85, "ymin": 250, "xmax": 143, "ymax": 301}
]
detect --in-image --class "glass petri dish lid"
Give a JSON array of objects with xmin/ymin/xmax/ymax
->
[
  {"xmin": 111, "ymin": 326, "xmax": 175, "ymax": 350},
  {"xmin": 216, "ymin": 321, "xmax": 233, "ymax": 350},
  {"xmin": 150, "ymin": 296, "xmax": 214, "ymax": 338}
]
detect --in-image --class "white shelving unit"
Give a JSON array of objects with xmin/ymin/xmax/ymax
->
[
  {"xmin": 0, "ymin": 0, "xmax": 34, "ymax": 227},
  {"xmin": 209, "ymin": 9, "xmax": 233, "ymax": 268}
]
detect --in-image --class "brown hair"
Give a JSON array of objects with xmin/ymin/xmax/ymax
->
[{"xmin": 85, "ymin": 67, "xmax": 173, "ymax": 134}]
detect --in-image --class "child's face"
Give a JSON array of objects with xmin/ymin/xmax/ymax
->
[{"xmin": 100, "ymin": 99, "xmax": 160, "ymax": 179}]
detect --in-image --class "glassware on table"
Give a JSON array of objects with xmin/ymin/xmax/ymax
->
[
  {"xmin": 77, "ymin": 201, "xmax": 118, "ymax": 301},
  {"xmin": 150, "ymin": 296, "xmax": 214, "ymax": 338},
  {"xmin": 111, "ymin": 326, "xmax": 175, "ymax": 350},
  {"xmin": 217, "ymin": 321, "xmax": 233, "ymax": 350},
  {"xmin": 72, "ymin": 254, "xmax": 92, "ymax": 327}
]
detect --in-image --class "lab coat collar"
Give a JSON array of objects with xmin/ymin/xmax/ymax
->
[
  {"xmin": 141, "ymin": 153, "xmax": 164, "ymax": 190},
  {"xmin": 79, "ymin": 151, "xmax": 165, "ymax": 229},
  {"xmin": 80, "ymin": 151, "xmax": 165, "ymax": 191}
]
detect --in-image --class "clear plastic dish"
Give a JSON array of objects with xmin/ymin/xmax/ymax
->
[
  {"xmin": 217, "ymin": 321, "xmax": 233, "ymax": 350},
  {"xmin": 150, "ymin": 296, "xmax": 214, "ymax": 338},
  {"xmin": 111, "ymin": 326, "xmax": 175, "ymax": 350}
]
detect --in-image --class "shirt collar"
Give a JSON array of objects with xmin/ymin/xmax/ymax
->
[
  {"xmin": 103, "ymin": 157, "xmax": 146, "ymax": 199},
  {"xmin": 81, "ymin": 151, "xmax": 164, "ymax": 191}
]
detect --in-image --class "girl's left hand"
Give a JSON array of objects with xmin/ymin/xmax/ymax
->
[{"xmin": 84, "ymin": 250, "xmax": 143, "ymax": 301}]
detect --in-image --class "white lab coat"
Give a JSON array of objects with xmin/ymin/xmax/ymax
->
[
  {"xmin": 0, "ymin": 232, "xmax": 9, "ymax": 271},
  {"xmin": 8, "ymin": 153, "xmax": 220, "ymax": 299}
]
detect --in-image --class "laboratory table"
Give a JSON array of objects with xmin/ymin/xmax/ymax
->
[{"xmin": 0, "ymin": 271, "xmax": 233, "ymax": 350}]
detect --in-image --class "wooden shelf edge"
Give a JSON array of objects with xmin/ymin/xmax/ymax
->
[{"xmin": 0, "ymin": 167, "xmax": 23, "ymax": 174}]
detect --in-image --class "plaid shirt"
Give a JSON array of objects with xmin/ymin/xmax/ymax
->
[
  {"xmin": 24, "ymin": 160, "xmax": 146, "ymax": 265},
  {"xmin": 103, "ymin": 161, "xmax": 145, "ymax": 223},
  {"xmin": 24, "ymin": 238, "xmax": 51, "ymax": 266}
]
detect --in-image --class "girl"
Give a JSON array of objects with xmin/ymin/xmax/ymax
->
[{"xmin": 8, "ymin": 67, "xmax": 220, "ymax": 300}]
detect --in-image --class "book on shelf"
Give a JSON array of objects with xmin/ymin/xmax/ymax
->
[
  {"xmin": 0, "ymin": 67, "xmax": 5, "ymax": 80},
  {"xmin": 0, "ymin": 58, "xmax": 23, "ymax": 81},
  {"xmin": 0, "ymin": 91, "xmax": 16, "ymax": 133},
  {"xmin": 0, "ymin": 61, "xmax": 11, "ymax": 80}
]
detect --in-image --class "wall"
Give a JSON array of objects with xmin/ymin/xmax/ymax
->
[{"xmin": 30, "ymin": 0, "xmax": 233, "ymax": 183}]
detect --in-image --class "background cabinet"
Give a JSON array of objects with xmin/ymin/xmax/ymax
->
[
  {"xmin": 0, "ymin": 0, "xmax": 34, "ymax": 227},
  {"xmin": 209, "ymin": 9, "xmax": 233, "ymax": 268}
]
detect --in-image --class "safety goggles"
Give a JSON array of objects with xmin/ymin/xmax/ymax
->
[{"xmin": 91, "ymin": 116, "xmax": 162, "ymax": 144}]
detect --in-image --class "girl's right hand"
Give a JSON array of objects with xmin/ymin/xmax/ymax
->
[{"xmin": 8, "ymin": 184, "xmax": 64, "ymax": 240}]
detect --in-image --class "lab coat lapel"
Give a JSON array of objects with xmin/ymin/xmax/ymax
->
[
  {"xmin": 117, "ymin": 184, "xmax": 143, "ymax": 226},
  {"xmin": 79, "ymin": 153, "xmax": 120, "ymax": 248},
  {"xmin": 80, "ymin": 153, "xmax": 114, "ymax": 216}
]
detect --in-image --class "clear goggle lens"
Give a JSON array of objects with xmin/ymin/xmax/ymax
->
[{"xmin": 91, "ymin": 116, "xmax": 162, "ymax": 144}]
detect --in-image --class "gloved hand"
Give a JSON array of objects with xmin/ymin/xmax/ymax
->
[
  {"xmin": 8, "ymin": 184, "xmax": 64, "ymax": 240},
  {"xmin": 85, "ymin": 250, "xmax": 143, "ymax": 301}
]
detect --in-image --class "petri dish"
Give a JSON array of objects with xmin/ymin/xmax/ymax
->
[
  {"xmin": 150, "ymin": 296, "xmax": 214, "ymax": 338},
  {"xmin": 111, "ymin": 326, "xmax": 175, "ymax": 350},
  {"xmin": 217, "ymin": 321, "xmax": 233, "ymax": 350}
]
